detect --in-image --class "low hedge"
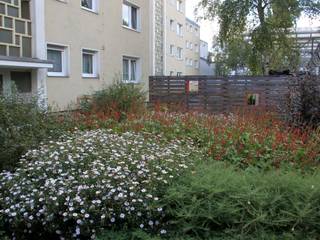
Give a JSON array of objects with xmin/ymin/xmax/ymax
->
[{"xmin": 162, "ymin": 162, "xmax": 320, "ymax": 239}]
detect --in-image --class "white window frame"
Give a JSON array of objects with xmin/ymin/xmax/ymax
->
[
  {"xmin": 176, "ymin": 0, "xmax": 182, "ymax": 12},
  {"xmin": 170, "ymin": 19, "xmax": 175, "ymax": 31},
  {"xmin": 176, "ymin": 47, "xmax": 183, "ymax": 60},
  {"xmin": 169, "ymin": 44, "xmax": 175, "ymax": 56},
  {"xmin": 81, "ymin": 0, "xmax": 99, "ymax": 13},
  {"xmin": 194, "ymin": 60, "xmax": 199, "ymax": 69},
  {"xmin": 195, "ymin": 44, "xmax": 199, "ymax": 53},
  {"xmin": 47, "ymin": 43, "xmax": 69, "ymax": 77},
  {"xmin": 82, "ymin": 48, "xmax": 99, "ymax": 78},
  {"xmin": 122, "ymin": 56, "xmax": 140, "ymax": 83},
  {"xmin": 177, "ymin": 23, "xmax": 183, "ymax": 36},
  {"xmin": 122, "ymin": 1, "xmax": 140, "ymax": 31}
]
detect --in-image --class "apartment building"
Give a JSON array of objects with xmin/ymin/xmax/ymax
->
[
  {"xmin": 0, "ymin": 0, "xmax": 152, "ymax": 108},
  {"xmin": 185, "ymin": 18, "xmax": 200, "ymax": 75},
  {"xmin": 156, "ymin": 0, "xmax": 200, "ymax": 76},
  {"xmin": 0, "ymin": 0, "xmax": 201, "ymax": 108}
]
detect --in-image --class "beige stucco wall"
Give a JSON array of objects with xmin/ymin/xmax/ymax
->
[
  {"xmin": 45, "ymin": 0, "xmax": 152, "ymax": 109},
  {"xmin": 164, "ymin": 0, "xmax": 186, "ymax": 75},
  {"xmin": 185, "ymin": 19, "xmax": 200, "ymax": 75}
]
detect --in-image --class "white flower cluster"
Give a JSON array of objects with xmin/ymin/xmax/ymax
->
[{"xmin": 0, "ymin": 129, "xmax": 197, "ymax": 239}]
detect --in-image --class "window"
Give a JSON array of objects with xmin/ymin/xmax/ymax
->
[
  {"xmin": 177, "ymin": 72, "xmax": 182, "ymax": 76},
  {"xmin": 169, "ymin": 71, "xmax": 174, "ymax": 76},
  {"xmin": 82, "ymin": 49, "xmax": 99, "ymax": 78},
  {"xmin": 123, "ymin": 57, "xmax": 139, "ymax": 83},
  {"xmin": 176, "ymin": 47, "xmax": 182, "ymax": 60},
  {"xmin": 190, "ymin": 42, "xmax": 193, "ymax": 50},
  {"xmin": 194, "ymin": 28, "xmax": 199, "ymax": 35},
  {"xmin": 177, "ymin": 23, "xmax": 183, "ymax": 36},
  {"xmin": 194, "ymin": 60, "xmax": 199, "ymax": 69},
  {"xmin": 170, "ymin": 19, "xmax": 175, "ymax": 31},
  {"xmin": 176, "ymin": 0, "xmax": 182, "ymax": 12},
  {"xmin": 0, "ymin": 75, "xmax": 3, "ymax": 95},
  {"xmin": 81, "ymin": 0, "xmax": 98, "ymax": 12},
  {"xmin": 247, "ymin": 94, "xmax": 259, "ymax": 106},
  {"xmin": 186, "ymin": 40, "xmax": 189, "ymax": 49},
  {"xmin": 169, "ymin": 44, "xmax": 175, "ymax": 56},
  {"xmin": 11, "ymin": 71, "xmax": 31, "ymax": 93},
  {"xmin": 47, "ymin": 44, "xmax": 68, "ymax": 77},
  {"xmin": 195, "ymin": 44, "xmax": 199, "ymax": 52},
  {"xmin": 122, "ymin": 2, "xmax": 139, "ymax": 30}
]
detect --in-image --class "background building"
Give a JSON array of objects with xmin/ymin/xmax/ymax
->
[
  {"xmin": 154, "ymin": 0, "xmax": 201, "ymax": 76},
  {"xmin": 199, "ymin": 40, "xmax": 214, "ymax": 75}
]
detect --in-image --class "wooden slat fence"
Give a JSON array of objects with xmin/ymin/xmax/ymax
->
[{"xmin": 149, "ymin": 75, "xmax": 307, "ymax": 113}]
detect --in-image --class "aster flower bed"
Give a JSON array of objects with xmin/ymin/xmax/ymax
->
[{"xmin": 0, "ymin": 129, "xmax": 198, "ymax": 239}]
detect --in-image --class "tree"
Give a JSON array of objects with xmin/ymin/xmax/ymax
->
[{"xmin": 197, "ymin": 0, "xmax": 320, "ymax": 75}]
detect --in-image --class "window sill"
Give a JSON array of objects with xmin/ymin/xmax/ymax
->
[
  {"xmin": 123, "ymin": 80, "xmax": 140, "ymax": 84},
  {"xmin": 47, "ymin": 74, "xmax": 69, "ymax": 78},
  {"xmin": 122, "ymin": 25, "xmax": 141, "ymax": 33},
  {"xmin": 82, "ymin": 74, "xmax": 99, "ymax": 79},
  {"xmin": 81, "ymin": 6, "xmax": 98, "ymax": 14}
]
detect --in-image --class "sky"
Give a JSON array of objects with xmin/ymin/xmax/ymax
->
[{"xmin": 186, "ymin": 0, "xmax": 320, "ymax": 49}]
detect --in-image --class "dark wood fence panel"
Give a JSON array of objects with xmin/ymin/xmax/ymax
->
[{"xmin": 149, "ymin": 75, "xmax": 292, "ymax": 113}]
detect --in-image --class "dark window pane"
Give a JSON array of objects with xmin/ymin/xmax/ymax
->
[
  {"xmin": 131, "ymin": 7, "xmax": 137, "ymax": 29},
  {"xmin": 47, "ymin": 49, "xmax": 62, "ymax": 72},
  {"xmin": 4, "ymin": 17, "xmax": 13, "ymax": 28},
  {"xmin": 123, "ymin": 59, "xmax": 129, "ymax": 81},
  {"xmin": 15, "ymin": 20, "xmax": 25, "ymax": 34},
  {"xmin": 83, "ymin": 53, "xmax": 93, "ymax": 74},
  {"xmin": 9, "ymin": 46, "xmax": 20, "ymax": 57},
  {"xmin": 0, "ymin": 45, "xmax": 7, "ymax": 56},
  {"xmin": 7, "ymin": 6, "xmax": 19, "ymax": 17},
  {"xmin": 22, "ymin": 37, "xmax": 31, "ymax": 57},
  {"xmin": 21, "ymin": 0, "xmax": 30, "ymax": 19},
  {"xmin": 0, "ymin": 3, "xmax": 5, "ymax": 14},
  {"xmin": 0, "ymin": 29, "xmax": 13, "ymax": 44},
  {"xmin": 11, "ymin": 71, "xmax": 32, "ymax": 93},
  {"xmin": 0, "ymin": 75, "xmax": 3, "ymax": 95},
  {"xmin": 81, "ymin": 0, "xmax": 92, "ymax": 9}
]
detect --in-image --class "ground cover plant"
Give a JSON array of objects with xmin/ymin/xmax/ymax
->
[{"xmin": 0, "ymin": 129, "xmax": 199, "ymax": 239}]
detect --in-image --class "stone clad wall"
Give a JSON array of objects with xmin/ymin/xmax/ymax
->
[{"xmin": 154, "ymin": 0, "xmax": 164, "ymax": 76}]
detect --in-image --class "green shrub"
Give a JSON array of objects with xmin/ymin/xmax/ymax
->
[
  {"xmin": 80, "ymin": 81, "xmax": 146, "ymax": 121},
  {"xmin": 0, "ymin": 93, "xmax": 66, "ymax": 171},
  {"xmin": 162, "ymin": 162, "xmax": 320, "ymax": 239}
]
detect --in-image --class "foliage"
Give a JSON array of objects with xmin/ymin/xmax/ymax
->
[
  {"xmin": 197, "ymin": 0, "xmax": 320, "ymax": 75},
  {"xmin": 85, "ymin": 110, "xmax": 319, "ymax": 171},
  {"xmin": 80, "ymin": 81, "xmax": 146, "ymax": 121},
  {"xmin": 0, "ymin": 93, "xmax": 67, "ymax": 171},
  {"xmin": 162, "ymin": 162, "xmax": 320, "ymax": 239},
  {"xmin": 283, "ymin": 75, "xmax": 320, "ymax": 127},
  {"xmin": 0, "ymin": 129, "xmax": 199, "ymax": 239}
]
